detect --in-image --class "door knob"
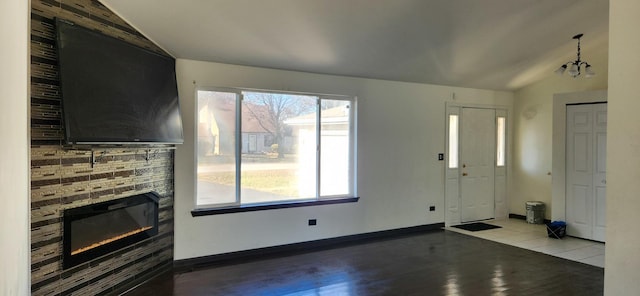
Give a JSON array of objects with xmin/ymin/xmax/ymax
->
[{"xmin": 462, "ymin": 172, "xmax": 468, "ymax": 176}]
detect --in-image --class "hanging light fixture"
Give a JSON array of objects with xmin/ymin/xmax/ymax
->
[{"xmin": 554, "ymin": 33, "xmax": 595, "ymax": 78}]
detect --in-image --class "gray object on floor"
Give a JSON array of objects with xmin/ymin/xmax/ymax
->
[{"xmin": 526, "ymin": 201, "xmax": 545, "ymax": 224}]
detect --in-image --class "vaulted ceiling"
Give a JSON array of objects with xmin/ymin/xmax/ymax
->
[{"xmin": 101, "ymin": 0, "xmax": 609, "ymax": 91}]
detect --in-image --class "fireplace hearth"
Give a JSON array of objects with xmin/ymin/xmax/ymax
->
[{"xmin": 63, "ymin": 192, "xmax": 160, "ymax": 269}]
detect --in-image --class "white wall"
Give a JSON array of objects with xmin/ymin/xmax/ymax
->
[
  {"xmin": 511, "ymin": 48, "xmax": 608, "ymax": 218},
  {"xmin": 0, "ymin": 0, "xmax": 30, "ymax": 294},
  {"xmin": 605, "ymin": 0, "xmax": 640, "ymax": 294},
  {"xmin": 174, "ymin": 59, "xmax": 513, "ymax": 260}
]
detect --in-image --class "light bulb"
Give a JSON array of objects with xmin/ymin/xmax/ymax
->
[
  {"xmin": 554, "ymin": 65, "xmax": 567, "ymax": 75},
  {"xmin": 585, "ymin": 65, "xmax": 595, "ymax": 78},
  {"xmin": 568, "ymin": 63, "xmax": 579, "ymax": 77}
]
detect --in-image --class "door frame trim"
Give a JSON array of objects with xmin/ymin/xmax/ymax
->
[{"xmin": 551, "ymin": 90, "xmax": 607, "ymax": 222}]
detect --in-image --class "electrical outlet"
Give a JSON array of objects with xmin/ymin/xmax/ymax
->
[
  {"xmin": 438, "ymin": 153, "xmax": 444, "ymax": 161},
  {"xmin": 429, "ymin": 206, "xmax": 436, "ymax": 211},
  {"xmin": 308, "ymin": 219, "xmax": 317, "ymax": 226}
]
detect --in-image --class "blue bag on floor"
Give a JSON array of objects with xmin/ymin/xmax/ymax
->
[{"xmin": 546, "ymin": 221, "xmax": 566, "ymax": 239}]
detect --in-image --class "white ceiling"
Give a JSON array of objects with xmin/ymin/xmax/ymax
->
[{"xmin": 101, "ymin": 0, "xmax": 609, "ymax": 91}]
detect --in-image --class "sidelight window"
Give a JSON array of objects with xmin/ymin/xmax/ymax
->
[
  {"xmin": 448, "ymin": 114, "xmax": 459, "ymax": 168},
  {"xmin": 497, "ymin": 116, "xmax": 506, "ymax": 166}
]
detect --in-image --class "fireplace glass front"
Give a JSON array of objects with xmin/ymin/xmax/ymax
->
[{"xmin": 63, "ymin": 192, "xmax": 159, "ymax": 269}]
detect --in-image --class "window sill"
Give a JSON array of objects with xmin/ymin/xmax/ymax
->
[{"xmin": 191, "ymin": 197, "xmax": 360, "ymax": 217}]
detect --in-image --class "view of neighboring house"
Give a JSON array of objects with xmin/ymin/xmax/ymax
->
[
  {"xmin": 197, "ymin": 91, "xmax": 293, "ymax": 157},
  {"xmin": 286, "ymin": 103, "xmax": 351, "ymax": 196}
]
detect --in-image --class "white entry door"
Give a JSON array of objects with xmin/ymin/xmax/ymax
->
[
  {"xmin": 566, "ymin": 103, "xmax": 607, "ymax": 242},
  {"xmin": 460, "ymin": 108, "xmax": 496, "ymax": 222}
]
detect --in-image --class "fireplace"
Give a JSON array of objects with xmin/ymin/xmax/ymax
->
[{"xmin": 63, "ymin": 192, "xmax": 160, "ymax": 269}]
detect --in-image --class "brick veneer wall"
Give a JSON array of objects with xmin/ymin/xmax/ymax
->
[{"xmin": 30, "ymin": 0, "xmax": 175, "ymax": 295}]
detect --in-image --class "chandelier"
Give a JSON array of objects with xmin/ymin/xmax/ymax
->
[{"xmin": 554, "ymin": 33, "xmax": 595, "ymax": 78}]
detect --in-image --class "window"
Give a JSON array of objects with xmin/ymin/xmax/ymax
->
[
  {"xmin": 448, "ymin": 114, "xmax": 459, "ymax": 168},
  {"xmin": 196, "ymin": 88, "xmax": 356, "ymax": 209},
  {"xmin": 263, "ymin": 134, "xmax": 273, "ymax": 147},
  {"xmin": 496, "ymin": 116, "xmax": 506, "ymax": 166}
]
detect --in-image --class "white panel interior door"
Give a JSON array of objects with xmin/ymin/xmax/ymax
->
[
  {"xmin": 460, "ymin": 108, "xmax": 495, "ymax": 222},
  {"xmin": 592, "ymin": 104, "xmax": 607, "ymax": 241},
  {"xmin": 566, "ymin": 103, "xmax": 607, "ymax": 242}
]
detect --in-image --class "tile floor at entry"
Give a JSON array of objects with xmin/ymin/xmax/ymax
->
[{"xmin": 446, "ymin": 218, "xmax": 605, "ymax": 268}]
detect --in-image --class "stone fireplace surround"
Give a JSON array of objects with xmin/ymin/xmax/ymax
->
[{"xmin": 30, "ymin": 0, "xmax": 176, "ymax": 295}]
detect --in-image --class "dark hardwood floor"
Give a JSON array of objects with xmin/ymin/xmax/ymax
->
[{"xmin": 124, "ymin": 230, "xmax": 603, "ymax": 295}]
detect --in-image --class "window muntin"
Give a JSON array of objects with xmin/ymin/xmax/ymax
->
[{"xmin": 196, "ymin": 89, "xmax": 355, "ymax": 208}]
